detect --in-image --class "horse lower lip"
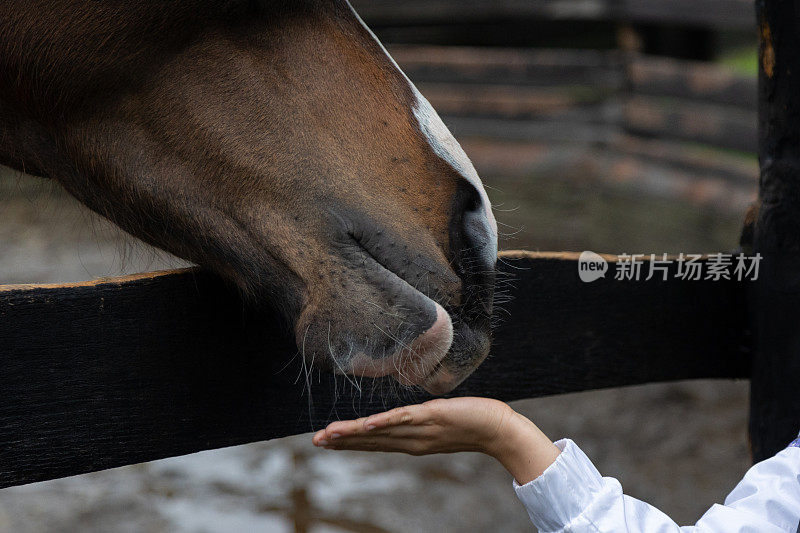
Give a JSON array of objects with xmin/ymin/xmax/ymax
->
[
  {"xmin": 390, "ymin": 362, "xmax": 461, "ymax": 394},
  {"xmin": 393, "ymin": 363, "xmax": 441, "ymax": 387},
  {"xmin": 421, "ymin": 367, "xmax": 461, "ymax": 395}
]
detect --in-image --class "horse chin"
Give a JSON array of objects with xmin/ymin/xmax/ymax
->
[
  {"xmin": 345, "ymin": 303, "xmax": 454, "ymax": 381},
  {"xmin": 390, "ymin": 336, "xmax": 490, "ymax": 395},
  {"xmin": 418, "ymin": 368, "xmax": 463, "ymax": 396},
  {"xmin": 348, "ymin": 308, "xmax": 492, "ymax": 396},
  {"xmin": 421, "ymin": 318, "xmax": 494, "ymax": 394}
]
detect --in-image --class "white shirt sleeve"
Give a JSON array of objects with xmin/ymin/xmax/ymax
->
[{"xmin": 513, "ymin": 438, "xmax": 800, "ymax": 532}]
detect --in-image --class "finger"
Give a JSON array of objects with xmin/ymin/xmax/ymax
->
[
  {"xmin": 363, "ymin": 404, "xmax": 432, "ymax": 431},
  {"xmin": 330, "ymin": 423, "xmax": 435, "ymax": 443},
  {"xmin": 312, "ymin": 430, "xmax": 328, "ymax": 446},
  {"xmin": 321, "ymin": 436, "xmax": 434, "ymax": 455},
  {"xmin": 322, "ymin": 417, "xmax": 370, "ymax": 440}
]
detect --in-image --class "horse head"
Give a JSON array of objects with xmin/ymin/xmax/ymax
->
[{"xmin": 0, "ymin": 0, "xmax": 498, "ymax": 394}]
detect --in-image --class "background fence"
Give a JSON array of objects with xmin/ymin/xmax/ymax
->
[{"xmin": 354, "ymin": 0, "xmax": 758, "ymax": 228}]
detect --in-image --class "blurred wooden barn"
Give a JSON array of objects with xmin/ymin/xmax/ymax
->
[{"xmin": 352, "ymin": 0, "xmax": 758, "ymax": 241}]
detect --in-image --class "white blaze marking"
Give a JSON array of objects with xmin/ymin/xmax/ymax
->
[
  {"xmin": 348, "ymin": 3, "xmax": 499, "ymax": 252},
  {"xmin": 410, "ymin": 88, "xmax": 498, "ymax": 240}
]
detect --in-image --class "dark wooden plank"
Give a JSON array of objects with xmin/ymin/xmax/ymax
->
[
  {"xmin": 352, "ymin": 0, "xmax": 753, "ymax": 29},
  {"xmin": 623, "ymin": 96, "xmax": 757, "ymax": 153},
  {"xmin": 619, "ymin": 0, "xmax": 754, "ymax": 29},
  {"xmin": 418, "ymin": 83, "xmax": 613, "ymax": 121},
  {"xmin": 457, "ymin": 136, "xmax": 755, "ymax": 211},
  {"xmin": 610, "ymin": 135, "xmax": 757, "ymax": 186},
  {"xmin": 442, "ymin": 115, "xmax": 617, "ymax": 144},
  {"xmin": 390, "ymin": 45, "xmax": 623, "ymax": 89},
  {"xmin": 352, "ymin": 0, "xmax": 612, "ymax": 25},
  {"xmin": 0, "ymin": 251, "xmax": 749, "ymax": 488},
  {"xmin": 373, "ymin": 19, "xmax": 620, "ymax": 49},
  {"xmin": 629, "ymin": 56, "xmax": 757, "ymax": 109},
  {"xmin": 596, "ymin": 149, "xmax": 756, "ymax": 212},
  {"xmin": 392, "ymin": 47, "xmax": 755, "ymax": 114},
  {"xmin": 749, "ymin": 1, "xmax": 800, "ymax": 461}
]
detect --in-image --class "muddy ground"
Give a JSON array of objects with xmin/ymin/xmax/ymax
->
[{"xmin": 0, "ymin": 168, "xmax": 751, "ymax": 532}]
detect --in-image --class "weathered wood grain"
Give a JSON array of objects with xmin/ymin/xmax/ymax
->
[{"xmin": 0, "ymin": 251, "xmax": 749, "ymax": 488}]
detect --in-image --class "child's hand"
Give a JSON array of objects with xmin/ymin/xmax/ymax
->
[
  {"xmin": 312, "ymin": 397, "xmax": 512, "ymax": 455},
  {"xmin": 312, "ymin": 397, "xmax": 561, "ymax": 484}
]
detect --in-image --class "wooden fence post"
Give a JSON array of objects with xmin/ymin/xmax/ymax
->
[{"xmin": 749, "ymin": 0, "xmax": 800, "ymax": 461}]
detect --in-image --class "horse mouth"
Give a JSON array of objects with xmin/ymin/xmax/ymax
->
[
  {"xmin": 342, "ymin": 291, "xmax": 454, "ymax": 389},
  {"xmin": 338, "ymin": 231, "xmax": 493, "ymax": 394},
  {"xmin": 394, "ymin": 360, "xmax": 464, "ymax": 395},
  {"xmin": 348, "ymin": 348, "xmax": 470, "ymax": 395}
]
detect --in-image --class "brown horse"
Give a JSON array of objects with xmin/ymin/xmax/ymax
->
[{"xmin": 0, "ymin": 0, "xmax": 497, "ymax": 394}]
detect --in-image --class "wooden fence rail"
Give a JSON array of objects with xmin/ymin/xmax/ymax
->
[{"xmin": 0, "ymin": 251, "xmax": 749, "ymax": 488}]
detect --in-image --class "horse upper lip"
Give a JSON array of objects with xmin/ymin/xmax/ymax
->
[{"xmin": 347, "ymin": 228, "xmax": 458, "ymax": 304}]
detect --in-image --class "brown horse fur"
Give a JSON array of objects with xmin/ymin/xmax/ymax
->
[{"xmin": 0, "ymin": 0, "xmax": 498, "ymax": 394}]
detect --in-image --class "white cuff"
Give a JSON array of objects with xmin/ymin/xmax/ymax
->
[{"xmin": 513, "ymin": 438, "xmax": 605, "ymax": 532}]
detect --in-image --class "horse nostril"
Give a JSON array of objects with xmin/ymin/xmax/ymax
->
[
  {"xmin": 462, "ymin": 206, "xmax": 498, "ymax": 271},
  {"xmin": 449, "ymin": 187, "xmax": 498, "ymax": 320},
  {"xmin": 450, "ymin": 177, "xmax": 498, "ymax": 275}
]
